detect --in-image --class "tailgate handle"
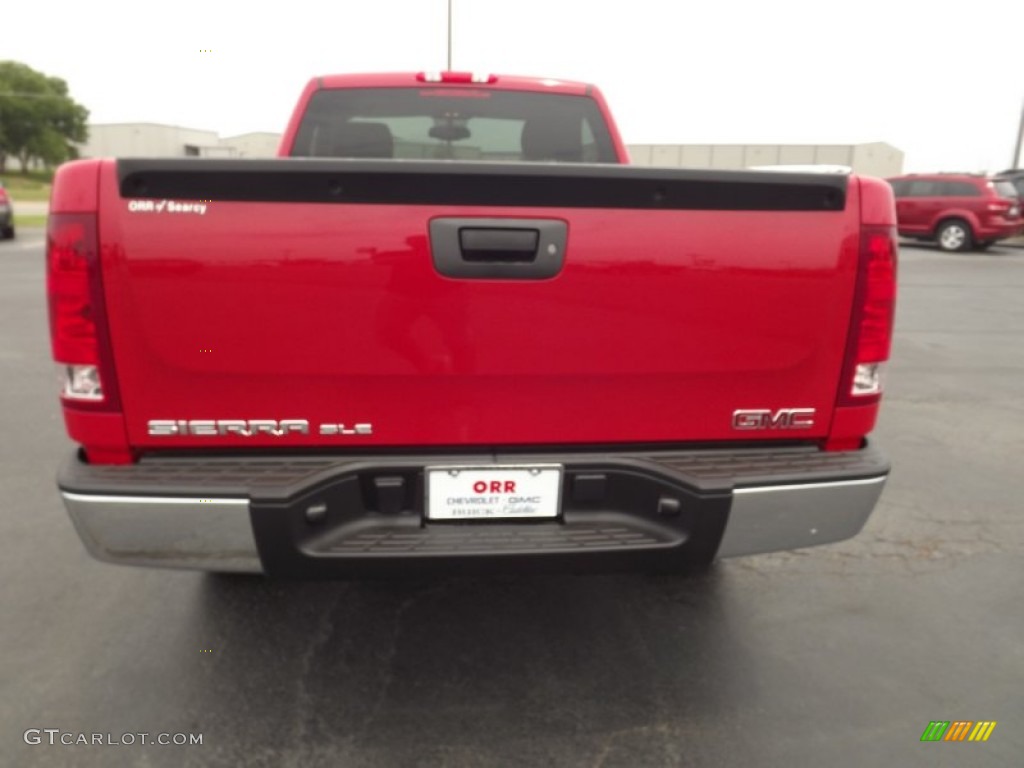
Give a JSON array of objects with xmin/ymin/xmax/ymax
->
[
  {"xmin": 430, "ymin": 218, "xmax": 567, "ymax": 280},
  {"xmin": 459, "ymin": 228, "xmax": 539, "ymax": 262}
]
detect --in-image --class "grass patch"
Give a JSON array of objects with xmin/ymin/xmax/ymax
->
[
  {"xmin": 0, "ymin": 172, "xmax": 53, "ymax": 202},
  {"xmin": 1, "ymin": 168, "xmax": 54, "ymax": 183},
  {"xmin": 13, "ymin": 213, "xmax": 47, "ymax": 229}
]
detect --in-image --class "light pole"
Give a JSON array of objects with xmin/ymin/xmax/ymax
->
[
  {"xmin": 1013, "ymin": 97, "xmax": 1024, "ymax": 170},
  {"xmin": 444, "ymin": 0, "xmax": 452, "ymax": 71}
]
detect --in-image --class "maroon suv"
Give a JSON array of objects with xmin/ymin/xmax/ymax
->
[{"xmin": 886, "ymin": 173, "xmax": 1022, "ymax": 251}]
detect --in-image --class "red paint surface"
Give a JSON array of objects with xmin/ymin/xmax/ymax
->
[{"xmin": 89, "ymin": 161, "xmax": 868, "ymax": 452}]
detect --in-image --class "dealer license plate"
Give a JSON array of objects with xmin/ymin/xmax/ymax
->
[{"xmin": 426, "ymin": 465, "xmax": 563, "ymax": 521}]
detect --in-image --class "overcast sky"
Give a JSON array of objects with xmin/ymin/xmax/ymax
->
[{"xmin": 4, "ymin": 0, "xmax": 1022, "ymax": 172}]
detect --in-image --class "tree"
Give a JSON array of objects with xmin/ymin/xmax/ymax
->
[{"xmin": 0, "ymin": 61, "xmax": 89, "ymax": 173}]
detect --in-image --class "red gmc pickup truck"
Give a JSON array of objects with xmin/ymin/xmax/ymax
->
[{"xmin": 49, "ymin": 72, "xmax": 896, "ymax": 576}]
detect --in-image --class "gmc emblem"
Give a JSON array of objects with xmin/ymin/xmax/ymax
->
[{"xmin": 732, "ymin": 408, "xmax": 816, "ymax": 430}]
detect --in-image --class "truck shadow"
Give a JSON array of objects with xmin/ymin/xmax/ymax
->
[{"xmin": 187, "ymin": 567, "xmax": 755, "ymax": 763}]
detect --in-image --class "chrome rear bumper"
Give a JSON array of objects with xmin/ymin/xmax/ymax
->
[
  {"xmin": 717, "ymin": 476, "xmax": 887, "ymax": 557},
  {"xmin": 59, "ymin": 444, "xmax": 889, "ymax": 574},
  {"xmin": 62, "ymin": 493, "xmax": 261, "ymax": 573}
]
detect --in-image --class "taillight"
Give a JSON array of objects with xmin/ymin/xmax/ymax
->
[
  {"xmin": 986, "ymin": 199, "xmax": 1020, "ymax": 218},
  {"xmin": 46, "ymin": 213, "xmax": 119, "ymax": 409},
  {"xmin": 839, "ymin": 225, "xmax": 898, "ymax": 405}
]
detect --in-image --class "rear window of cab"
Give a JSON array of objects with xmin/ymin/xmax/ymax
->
[{"xmin": 289, "ymin": 87, "xmax": 617, "ymax": 163}]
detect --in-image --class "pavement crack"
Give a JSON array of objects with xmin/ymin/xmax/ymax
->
[
  {"xmin": 286, "ymin": 587, "xmax": 346, "ymax": 768},
  {"xmin": 591, "ymin": 723, "xmax": 677, "ymax": 768},
  {"xmin": 354, "ymin": 584, "xmax": 443, "ymax": 743}
]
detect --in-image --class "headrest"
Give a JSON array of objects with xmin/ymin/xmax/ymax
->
[
  {"xmin": 330, "ymin": 122, "xmax": 394, "ymax": 158},
  {"xmin": 521, "ymin": 114, "xmax": 583, "ymax": 162}
]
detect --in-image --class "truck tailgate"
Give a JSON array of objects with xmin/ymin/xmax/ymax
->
[{"xmin": 99, "ymin": 160, "xmax": 859, "ymax": 449}]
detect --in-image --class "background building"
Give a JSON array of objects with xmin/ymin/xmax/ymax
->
[
  {"xmin": 221, "ymin": 132, "xmax": 283, "ymax": 158},
  {"xmin": 626, "ymin": 142, "xmax": 904, "ymax": 177},
  {"xmin": 77, "ymin": 124, "xmax": 904, "ymax": 177},
  {"xmin": 77, "ymin": 124, "xmax": 283, "ymax": 159}
]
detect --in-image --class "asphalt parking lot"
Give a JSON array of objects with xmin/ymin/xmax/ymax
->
[{"xmin": 1, "ymin": 230, "xmax": 1021, "ymax": 767}]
